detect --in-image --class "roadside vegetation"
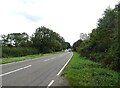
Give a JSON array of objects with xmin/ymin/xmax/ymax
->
[
  {"xmin": 72, "ymin": 3, "xmax": 120, "ymax": 72},
  {"xmin": 2, "ymin": 47, "xmax": 39, "ymax": 57},
  {"xmin": 64, "ymin": 52, "xmax": 119, "ymax": 87},
  {"xmin": 1, "ymin": 26, "xmax": 71, "ymax": 58},
  {"xmin": 65, "ymin": 3, "xmax": 120, "ymax": 87},
  {"xmin": 1, "ymin": 54, "xmax": 42, "ymax": 64},
  {"xmin": 0, "ymin": 52, "xmax": 61, "ymax": 64}
]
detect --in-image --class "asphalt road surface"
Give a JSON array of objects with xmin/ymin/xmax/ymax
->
[{"xmin": 1, "ymin": 52, "xmax": 73, "ymax": 87}]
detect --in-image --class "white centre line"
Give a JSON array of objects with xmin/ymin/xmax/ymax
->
[
  {"xmin": 44, "ymin": 59, "xmax": 50, "ymax": 61},
  {"xmin": 47, "ymin": 80, "xmax": 54, "ymax": 88},
  {"xmin": 44, "ymin": 58, "xmax": 55, "ymax": 62},
  {"xmin": 57, "ymin": 53, "xmax": 73, "ymax": 76},
  {"xmin": 0, "ymin": 65, "xmax": 32, "ymax": 77}
]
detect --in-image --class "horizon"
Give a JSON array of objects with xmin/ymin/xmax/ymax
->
[{"xmin": 0, "ymin": 0, "xmax": 119, "ymax": 45}]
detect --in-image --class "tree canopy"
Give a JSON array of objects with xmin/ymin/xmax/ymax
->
[
  {"xmin": 31, "ymin": 26, "xmax": 67, "ymax": 53},
  {"xmin": 1, "ymin": 26, "xmax": 70, "ymax": 56},
  {"xmin": 73, "ymin": 3, "xmax": 120, "ymax": 72}
]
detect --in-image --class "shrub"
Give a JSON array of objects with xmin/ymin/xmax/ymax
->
[{"xmin": 2, "ymin": 46, "xmax": 39, "ymax": 58}]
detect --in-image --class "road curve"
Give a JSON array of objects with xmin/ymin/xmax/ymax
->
[{"xmin": 1, "ymin": 52, "xmax": 73, "ymax": 87}]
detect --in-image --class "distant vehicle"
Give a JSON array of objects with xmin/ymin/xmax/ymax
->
[
  {"xmin": 65, "ymin": 49, "xmax": 72, "ymax": 52},
  {"xmin": 68, "ymin": 49, "xmax": 72, "ymax": 52}
]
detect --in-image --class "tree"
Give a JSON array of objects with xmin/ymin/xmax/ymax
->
[
  {"xmin": 1, "ymin": 34, "xmax": 8, "ymax": 46},
  {"xmin": 72, "ymin": 39, "xmax": 82, "ymax": 51},
  {"xmin": 32, "ymin": 26, "xmax": 67, "ymax": 53},
  {"xmin": 75, "ymin": 4, "xmax": 120, "ymax": 71},
  {"xmin": 1, "ymin": 32, "xmax": 29, "ymax": 47},
  {"xmin": 65, "ymin": 42, "xmax": 71, "ymax": 49}
]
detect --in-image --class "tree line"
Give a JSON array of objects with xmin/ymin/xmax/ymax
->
[
  {"xmin": 1, "ymin": 26, "xmax": 71, "ymax": 57},
  {"xmin": 72, "ymin": 3, "xmax": 120, "ymax": 72}
]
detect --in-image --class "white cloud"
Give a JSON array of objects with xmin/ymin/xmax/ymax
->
[{"xmin": 0, "ymin": 0, "xmax": 119, "ymax": 45}]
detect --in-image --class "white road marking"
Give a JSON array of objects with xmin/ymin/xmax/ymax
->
[
  {"xmin": 47, "ymin": 80, "xmax": 54, "ymax": 88},
  {"xmin": 1, "ymin": 57, "xmax": 42, "ymax": 66},
  {"xmin": 0, "ymin": 65, "xmax": 32, "ymax": 77},
  {"xmin": 44, "ymin": 58, "xmax": 55, "ymax": 62},
  {"xmin": 44, "ymin": 53, "xmax": 67, "ymax": 62},
  {"xmin": 57, "ymin": 53, "xmax": 73, "ymax": 76},
  {"xmin": 44, "ymin": 59, "xmax": 50, "ymax": 61},
  {"xmin": 1, "ymin": 52, "xmax": 65, "ymax": 66}
]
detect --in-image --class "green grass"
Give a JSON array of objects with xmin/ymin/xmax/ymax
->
[
  {"xmin": 64, "ymin": 52, "xmax": 120, "ymax": 87},
  {"xmin": 0, "ymin": 52, "xmax": 60, "ymax": 64}
]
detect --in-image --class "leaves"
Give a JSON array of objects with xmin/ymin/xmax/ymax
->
[
  {"xmin": 1, "ymin": 26, "xmax": 70, "ymax": 57},
  {"xmin": 31, "ymin": 26, "xmax": 68, "ymax": 53},
  {"xmin": 73, "ymin": 3, "xmax": 120, "ymax": 72}
]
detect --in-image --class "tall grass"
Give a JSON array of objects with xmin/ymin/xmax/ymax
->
[
  {"xmin": 64, "ymin": 52, "xmax": 119, "ymax": 87},
  {"xmin": 2, "ymin": 46, "xmax": 40, "ymax": 58}
]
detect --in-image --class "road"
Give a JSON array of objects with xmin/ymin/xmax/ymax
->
[{"xmin": 1, "ymin": 52, "xmax": 73, "ymax": 87}]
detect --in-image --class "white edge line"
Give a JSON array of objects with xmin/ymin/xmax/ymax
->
[
  {"xmin": 57, "ymin": 52, "xmax": 73, "ymax": 76},
  {"xmin": 0, "ymin": 65, "xmax": 32, "ymax": 77},
  {"xmin": 47, "ymin": 80, "xmax": 54, "ymax": 87}
]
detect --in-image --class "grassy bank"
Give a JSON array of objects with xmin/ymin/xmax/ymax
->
[
  {"xmin": 0, "ymin": 52, "xmax": 60, "ymax": 64},
  {"xmin": 64, "ymin": 52, "xmax": 119, "ymax": 87}
]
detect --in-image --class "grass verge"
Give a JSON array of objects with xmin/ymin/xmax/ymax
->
[
  {"xmin": 0, "ymin": 52, "xmax": 61, "ymax": 64},
  {"xmin": 64, "ymin": 52, "xmax": 120, "ymax": 87}
]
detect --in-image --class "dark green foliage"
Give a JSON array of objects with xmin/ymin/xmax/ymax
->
[
  {"xmin": 72, "ymin": 39, "xmax": 82, "ymax": 51},
  {"xmin": 2, "ymin": 32, "xmax": 30, "ymax": 47},
  {"xmin": 2, "ymin": 46, "xmax": 39, "ymax": 58},
  {"xmin": 64, "ymin": 52, "xmax": 119, "ymax": 86},
  {"xmin": 31, "ymin": 26, "xmax": 67, "ymax": 53},
  {"xmin": 74, "ymin": 3, "xmax": 120, "ymax": 72},
  {"xmin": 1, "ymin": 32, "xmax": 39, "ymax": 57},
  {"xmin": 65, "ymin": 42, "xmax": 71, "ymax": 49},
  {"xmin": 1, "ymin": 26, "xmax": 69, "ymax": 57}
]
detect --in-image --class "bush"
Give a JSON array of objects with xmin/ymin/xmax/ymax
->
[
  {"xmin": 2, "ymin": 46, "xmax": 40, "ymax": 58},
  {"xmin": 73, "ymin": 5, "xmax": 120, "ymax": 72}
]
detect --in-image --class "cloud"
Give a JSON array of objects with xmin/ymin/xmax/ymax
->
[
  {"xmin": 0, "ymin": 0, "xmax": 119, "ymax": 45},
  {"xmin": 17, "ymin": 0, "xmax": 38, "ymax": 4},
  {"xmin": 24, "ymin": 14, "xmax": 42, "ymax": 22},
  {"xmin": 14, "ymin": 12, "xmax": 42, "ymax": 22}
]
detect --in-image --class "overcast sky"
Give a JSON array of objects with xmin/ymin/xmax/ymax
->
[{"xmin": 0, "ymin": 0, "xmax": 119, "ymax": 45}]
